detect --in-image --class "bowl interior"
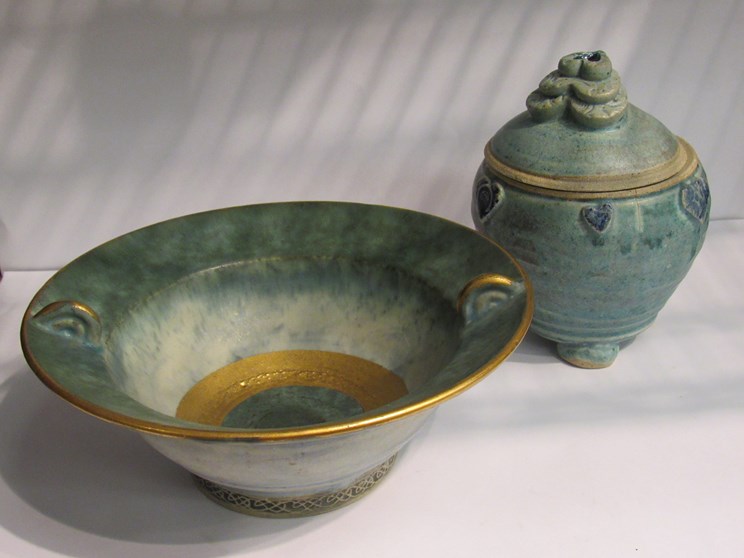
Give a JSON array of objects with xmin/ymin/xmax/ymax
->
[
  {"xmin": 22, "ymin": 202, "xmax": 531, "ymax": 438},
  {"xmin": 106, "ymin": 257, "xmax": 460, "ymax": 429}
]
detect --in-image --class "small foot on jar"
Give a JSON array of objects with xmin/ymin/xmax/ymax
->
[{"xmin": 556, "ymin": 342, "xmax": 619, "ymax": 369}]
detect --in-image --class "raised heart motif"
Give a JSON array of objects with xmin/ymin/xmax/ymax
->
[
  {"xmin": 581, "ymin": 203, "xmax": 613, "ymax": 233},
  {"xmin": 681, "ymin": 176, "xmax": 710, "ymax": 222}
]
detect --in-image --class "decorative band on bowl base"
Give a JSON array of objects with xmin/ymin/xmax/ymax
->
[{"xmin": 194, "ymin": 454, "xmax": 397, "ymax": 517}]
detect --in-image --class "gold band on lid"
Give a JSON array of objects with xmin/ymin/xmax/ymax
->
[{"xmin": 484, "ymin": 137, "xmax": 699, "ymax": 199}]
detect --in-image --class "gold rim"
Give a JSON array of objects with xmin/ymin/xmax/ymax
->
[
  {"xmin": 484, "ymin": 137, "xmax": 698, "ymax": 198},
  {"xmin": 20, "ymin": 204, "xmax": 534, "ymax": 442}
]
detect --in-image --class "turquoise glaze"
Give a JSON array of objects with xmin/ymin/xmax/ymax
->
[
  {"xmin": 104, "ymin": 258, "xmax": 460, "ymax": 419},
  {"xmin": 22, "ymin": 202, "xmax": 532, "ymax": 516},
  {"xmin": 472, "ymin": 51, "xmax": 710, "ymax": 368}
]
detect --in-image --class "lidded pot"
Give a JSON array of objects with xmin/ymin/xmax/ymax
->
[{"xmin": 472, "ymin": 51, "xmax": 710, "ymax": 368}]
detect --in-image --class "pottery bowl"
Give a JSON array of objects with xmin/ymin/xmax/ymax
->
[{"xmin": 21, "ymin": 202, "xmax": 531, "ymax": 517}]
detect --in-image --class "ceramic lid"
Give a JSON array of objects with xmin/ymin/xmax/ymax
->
[{"xmin": 485, "ymin": 51, "xmax": 694, "ymax": 194}]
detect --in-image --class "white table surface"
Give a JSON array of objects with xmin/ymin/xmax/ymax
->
[{"xmin": 1, "ymin": 219, "xmax": 743, "ymax": 558}]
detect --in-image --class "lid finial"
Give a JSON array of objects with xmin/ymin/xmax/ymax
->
[{"xmin": 526, "ymin": 50, "xmax": 627, "ymax": 129}]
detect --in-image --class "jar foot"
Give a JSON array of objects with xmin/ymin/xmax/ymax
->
[{"xmin": 556, "ymin": 342, "xmax": 619, "ymax": 369}]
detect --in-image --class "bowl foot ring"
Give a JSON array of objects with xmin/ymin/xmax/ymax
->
[{"xmin": 194, "ymin": 454, "xmax": 397, "ymax": 517}]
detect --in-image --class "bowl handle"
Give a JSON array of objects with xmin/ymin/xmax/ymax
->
[
  {"xmin": 457, "ymin": 274, "xmax": 524, "ymax": 323},
  {"xmin": 31, "ymin": 300, "xmax": 102, "ymax": 346}
]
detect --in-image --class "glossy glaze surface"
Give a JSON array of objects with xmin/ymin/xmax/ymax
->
[
  {"xmin": 473, "ymin": 51, "xmax": 710, "ymax": 368},
  {"xmin": 22, "ymin": 202, "xmax": 532, "ymax": 515},
  {"xmin": 474, "ymin": 163, "xmax": 709, "ymax": 367}
]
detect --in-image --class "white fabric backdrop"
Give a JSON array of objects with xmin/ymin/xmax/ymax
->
[
  {"xmin": 2, "ymin": 4, "xmax": 744, "ymax": 556},
  {"xmin": 1, "ymin": 0, "xmax": 743, "ymax": 271}
]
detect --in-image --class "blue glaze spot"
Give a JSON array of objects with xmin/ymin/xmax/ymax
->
[
  {"xmin": 681, "ymin": 177, "xmax": 710, "ymax": 222},
  {"xmin": 581, "ymin": 203, "xmax": 613, "ymax": 233}
]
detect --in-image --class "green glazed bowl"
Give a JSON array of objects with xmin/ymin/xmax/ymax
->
[{"xmin": 21, "ymin": 202, "xmax": 532, "ymax": 517}]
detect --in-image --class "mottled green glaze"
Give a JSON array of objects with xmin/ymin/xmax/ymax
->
[
  {"xmin": 22, "ymin": 202, "xmax": 532, "ymax": 516},
  {"xmin": 222, "ymin": 386, "xmax": 364, "ymax": 429},
  {"xmin": 25, "ymin": 203, "xmax": 530, "ymax": 427},
  {"xmin": 473, "ymin": 51, "xmax": 710, "ymax": 368},
  {"xmin": 489, "ymin": 105, "xmax": 679, "ymax": 179},
  {"xmin": 490, "ymin": 50, "xmax": 679, "ymax": 181}
]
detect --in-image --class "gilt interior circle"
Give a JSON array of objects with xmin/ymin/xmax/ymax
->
[{"xmin": 175, "ymin": 350, "xmax": 409, "ymax": 427}]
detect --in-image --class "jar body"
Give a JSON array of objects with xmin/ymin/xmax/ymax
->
[{"xmin": 472, "ymin": 162, "xmax": 710, "ymax": 367}]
